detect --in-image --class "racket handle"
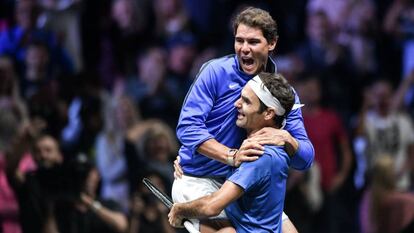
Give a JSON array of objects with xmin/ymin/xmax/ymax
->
[{"xmin": 183, "ymin": 220, "xmax": 200, "ymax": 233}]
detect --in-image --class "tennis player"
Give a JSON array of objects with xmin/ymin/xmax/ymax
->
[
  {"xmin": 170, "ymin": 72, "xmax": 295, "ymax": 232},
  {"xmin": 172, "ymin": 7, "xmax": 314, "ymax": 232}
]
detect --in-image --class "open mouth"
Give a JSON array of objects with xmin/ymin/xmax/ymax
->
[{"xmin": 241, "ymin": 57, "xmax": 255, "ymax": 70}]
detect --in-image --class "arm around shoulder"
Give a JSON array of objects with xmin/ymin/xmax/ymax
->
[{"xmin": 284, "ymin": 93, "xmax": 315, "ymax": 170}]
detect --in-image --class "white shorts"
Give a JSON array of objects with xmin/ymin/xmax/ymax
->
[
  {"xmin": 171, "ymin": 175, "xmax": 289, "ymax": 230},
  {"xmin": 172, "ymin": 175, "xmax": 228, "ymax": 230}
]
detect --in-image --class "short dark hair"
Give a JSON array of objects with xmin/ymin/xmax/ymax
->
[
  {"xmin": 257, "ymin": 72, "xmax": 295, "ymax": 127},
  {"xmin": 233, "ymin": 7, "xmax": 278, "ymax": 43}
]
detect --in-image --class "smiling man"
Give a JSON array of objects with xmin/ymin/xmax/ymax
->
[
  {"xmin": 170, "ymin": 72, "xmax": 295, "ymax": 233},
  {"xmin": 173, "ymin": 7, "xmax": 313, "ymax": 233}
]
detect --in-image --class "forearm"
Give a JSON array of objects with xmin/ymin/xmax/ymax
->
[
  {"xmin": 290, "ymin": 139, "xmax": 314, "ymax": 171},
  {"xmin": 91, "ymin": 203, "xmax": 128, "ymax": 233},
  {"xmin": 175, "ymin": 195, "xmax": 220, "ymax": 218},
  {"xmin": 169, "ymin": 181, "xmax": 242, "ymax": 228},
  {"xmin": 197, "ymin": 139, "xmax": 233, "ymax": 165},
  {"xmin": 175, "ymin": 181, "xmax": 242, "ymax": 218},
  {"xmin": 392, "ymin": 73, "xmax": 414, "ymax": 111}
]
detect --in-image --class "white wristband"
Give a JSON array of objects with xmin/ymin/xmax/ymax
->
[{"xmin": 92, "ymin": 201, "xmax": 102, "ymax": 211}]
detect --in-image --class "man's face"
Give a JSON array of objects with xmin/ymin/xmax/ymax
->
[
  {"xmin": 33, "ymin": 136, "xmax": 63, "ymax": 168},
  {"xmin": 234, "ymin": 85, "xmax": 267, "ymax": 133},
  {"xmin": 371, "ymin": 81, "xmax": 392, "ymax": 114},
  {"xmin": 234, "ymin": 24, "xmax": 276, "ymax": 75}
]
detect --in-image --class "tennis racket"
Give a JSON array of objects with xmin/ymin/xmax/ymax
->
[{"xmin": 142, "ymin": 178, "xmax": 200, "ymax": 233}]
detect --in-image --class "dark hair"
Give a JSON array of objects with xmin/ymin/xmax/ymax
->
[
  {"xmin": 257, "ymin": 72, "xmax": 295, "ymax": 127},
  {"xmin": 233, "ymin": 7, "xmax": 278, "ymax": 43}
]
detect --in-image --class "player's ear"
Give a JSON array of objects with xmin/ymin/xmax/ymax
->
[
  {"xmin": 268, "ymin": 37, "xmax": 277, "ymax": 52},
  {"xmin": 264, "ymin": 108, "xmax": 275, "ymax": 121}
]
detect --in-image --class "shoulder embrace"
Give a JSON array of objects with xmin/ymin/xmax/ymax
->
[{"xmin": 265, "ymin": 146, "xmax": 290, "ymax": 162}]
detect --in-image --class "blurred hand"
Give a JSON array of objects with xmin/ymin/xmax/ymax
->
[
  {"xmin": 173, "ymin": 156, "xmax": 183, "ymax": 179},
  {"xmin": 17, "ymin": 117, "xmax": 46, "ymax": 141}
]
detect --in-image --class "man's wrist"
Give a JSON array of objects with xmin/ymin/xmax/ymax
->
[
  {"xmin": 227, "ymin": 149, "xmax": 238, "ymax": 166},
  {"xmin": 91, "ymin": 200, "xmax": 103, "ymax": 212},
  {"xmin": 283, "ymin": 131, "xmax": 298, "ymax": 157}
]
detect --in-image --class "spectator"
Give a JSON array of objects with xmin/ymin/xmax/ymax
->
[
  {"xmin": 115, "ymin": 47, "xmax": 167, "ymax": 104},
  {"xmin": 6, "ymin": 129, "xmax": 63, "ymax": 233},
  {"xmin": 99, "ymin": 0, "xmax": 153, "ymax": 79},
  {"xmin": 95, "ymin": 95, "xmax": 141, "ymax": 212},
  {"xmin": 359, "ymin": 155, "xmax": 414, "ymax": 233},
  {"xmin": 354, "ymin": 79, "xmax": 414, "ymax": 191},
  {"xmin": 153, "ymin": 0, "xmax": 191, "ymax": 40},
  {"xmin": 53, "ymin": 157, "xmax": 129, "ymax": 233},
  {"xmin": 115, "ymin": 47, "xmax": 181, "ymax": 127},
  {"xmin": 337, "ymin": 0, "xmax": 379, "ymax": 77},
  {"xmin": 6, "ymin": 123, "xmax": 128, "ymax": 233},
  {"xmin": 21, "ymin": 41, "xmax": 54, "ymax": 99},
  {"xmin": 165, "ymin": 32, "xmax": 197, "ymax": 103},
  {"xmin": 140, "ymin": 120, "xmax": 178, "ymax": 189}
]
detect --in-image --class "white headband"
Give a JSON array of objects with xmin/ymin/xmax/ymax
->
[{"xmin": 247, "ymin": 75, "xmax": 286, "ymax": 116}]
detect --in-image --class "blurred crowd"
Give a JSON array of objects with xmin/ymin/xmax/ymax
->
[{"xmin": 0, "ymin": 0, "xmax": 414, "ymax": 233}]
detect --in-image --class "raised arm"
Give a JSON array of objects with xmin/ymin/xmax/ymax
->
[
  {"xmin": 168, "ymin": 181, "xmax": 243, "ymax": 227},
  {"xmin": 5, "ymin": 123, "xmax": 36, "ymax": 187}
]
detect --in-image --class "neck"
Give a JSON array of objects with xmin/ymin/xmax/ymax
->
[
  {"xmin": 264, "ymin": 57, "xmax": 273, "ymax": 73},
  {"xmin": 246, "ymin": 129, "xmax": 256, "ymax": 137},
  {"xmin": 246, "ymin": 122, "xmax": 277, "ymax": 137}
]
